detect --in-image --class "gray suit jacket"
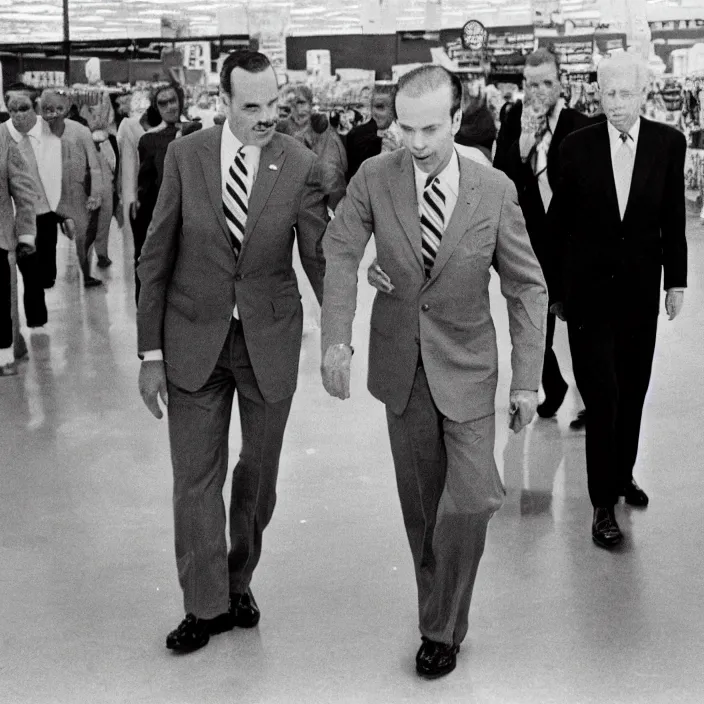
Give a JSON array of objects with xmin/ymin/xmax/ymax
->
[
  {"xmin": 0, "ymin": 127, "xmax": 37, "ymax": 252},
  {"xmin": 137, "ymin": 126, "xmax": 328, "ymax": 400},
  {"xmin": 322, "ymin": 148, "xmax": 547, "ymax": 423}
]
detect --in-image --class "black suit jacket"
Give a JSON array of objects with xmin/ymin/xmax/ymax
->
[
  {"xmin": 494, "ymin": 102, "xmax": 593, "ymax": 267},
  {"xmin": 547, "ymin": 118, "xmax": 687, "ymax": 323},
  {"xmin": 345, "ymin": 119, "xmax": 381, "ymax": 182}
]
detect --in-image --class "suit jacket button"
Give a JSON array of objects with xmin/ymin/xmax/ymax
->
[
  {"xmin": 421, "ymin": 304, "xmax": 429, "ymax": 312},
  {"xmin": 235, "ymin": 274, "xmax": 242, "ymax": 281}
]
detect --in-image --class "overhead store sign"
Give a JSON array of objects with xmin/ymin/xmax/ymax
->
[
  {"xmin": 21, "ymin": 71, "xmax": 66, "ymax": 88},
  {"xmin": 448, "ymin": 24, "xmax": 535, "ymax": 73}
]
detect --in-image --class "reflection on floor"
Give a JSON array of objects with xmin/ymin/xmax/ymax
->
[{"xmin": 2, "ymin": 217, "xmax": 704, "ymax": 704}]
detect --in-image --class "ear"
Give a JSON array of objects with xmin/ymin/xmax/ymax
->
[
  {"xmin": 220, "ymin": 91, "xmax": 231, "ymax": 109},
  {"xmin": 450, "ymin": 108, "xmax": 462, "ymax": 136}
]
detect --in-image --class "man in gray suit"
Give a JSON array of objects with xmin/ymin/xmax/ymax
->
[
  {"xmin": 137, "ymin": 50, "xmax": 327, "ymax": 653},
  {"xmin": 321, "ymin": 66, "xmax": 547, "ymax": 678}
]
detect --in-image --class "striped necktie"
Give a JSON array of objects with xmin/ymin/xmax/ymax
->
[
  {"xmin": 420, "ymin": 176, "xmax": 446, "ymax": 277},
  {"xmin": 223, "ymin": 147, "xmax": 250, "ymax": 259},
  {"xmin": 614, "ymin": 132, "xmax": 635, "ymax": 220}
]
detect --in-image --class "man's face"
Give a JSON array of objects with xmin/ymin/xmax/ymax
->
[
  {"xmin": 222, "ymin": 66, "xmax": 279, "ymax": 148},
  {"xmin": 371, "ymin": 93, "xmax": 394, "ymax": 130},
  {"xmin": 599, "ymin": 67, "xmax": 645, "ymax": 133},
  {"xmin": 291, "ymin": 94, "xmax": 312, "ymax": 126},
  {"xmin": 523, "ymin": 62, "xmax": 561, "ymax": 112},
  {"xmin": 156, "ymin": 88, "xmax": 180, "ymax": 124},
  {"xmin": 6, "ymin": 91, "xmax": 37, "ymax": 134},
  {"xmin": 395, "ymin": 84, "xmax": 461, "ymax": 176},
  {"xmin": 40, "ymin": 92, "xmax": 69, "ymax": 131}
]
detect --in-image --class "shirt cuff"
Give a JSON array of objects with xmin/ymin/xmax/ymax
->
[
  {"xmin": 141, "ymin": 350, "xmax": 164, "ymax": 362},
  {"xmin": 667, "ymin": 287, "xmax": 685, "ymax": 293},
  {"xmin": 18, "ymin": 235, "xmax": 36, "ymax": 247}
]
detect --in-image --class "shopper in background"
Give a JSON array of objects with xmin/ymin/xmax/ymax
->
[
  {"xmin": 345, "ymin": 81, "xmax": 398, "ymax": 181},
  {"xmin": 39, "ymin": 89, "xmax": 103, "ymax": 288},
  {"xmin": 321, "ymin": 65, "xmax": 546, "ymax": 679},
  {"xmin": 0, "ymin": 126, "xmax": 38, "ymax": 377},
  {"xmin": 2, "ymin": 84, "xmax": 49, "ymax": 329},
  {"xmin": 131, "ymin": 83, "xmax": 185, "ymax": 303},
  {"xmin": 454, "ymin": 84, "xmax": 497, "ymax": 167},
  {"xmin": 276, "ymin": 84, "xmax": 347, "ymax": 210},
  {"xmin": 137, "ymin": 49, "xmax": 327, "ymax": 654},
  {"xmin": 494, "ymin": 48, "xmax": 592, "ymax": 421},
  {"xmin": 546, "ymin": 52, "xmax": 687, "ymax": 549}
]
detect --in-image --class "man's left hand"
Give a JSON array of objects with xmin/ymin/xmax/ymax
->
[
  {"xmin": 509, "ymin": 389, "xmax": 539, "ymax": 433},
  {"xmin": 86, "ymin": 196, "xmax": 101, "ymax": 211},
  {"xmin": 665, "ymin": 289, "xmax": 684, "ymax": 321}
]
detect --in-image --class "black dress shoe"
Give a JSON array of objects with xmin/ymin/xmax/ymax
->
[
  {"xmin": 569, "ymin": 410, "xmax": 587, "ymax": 430},
  {"xmin": 84, "ymin": 276, "xmax": 103, "ymax": 288},
  {"xmin": 416, "ymin": 638, "xmax": 460, "ymax": 679},
  {"xmin": 166, "ymin": 614, "xmax": 211, "ymax": 653},
  {"xmin": 97, "ymin": 256, "xmax": 112, "ymax": 269},
  {"xmin": 592, "ymin": 507, "xmax": 623, "ymax": 549},
  {"xmin": 230, "ymin": 588, "xmax": 260, "ymax": 628},
  {"xmin": 537, "ymin": 381, "xmax": 568, "ymax": 418},
  {"xmin": 621, "ymin": 479, "xmax": 649, "ymax": 507}
]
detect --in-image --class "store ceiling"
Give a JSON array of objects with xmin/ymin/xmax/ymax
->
[{"xmin": 0, "ymin": 0, "xmax": 691, "ymax": 44}]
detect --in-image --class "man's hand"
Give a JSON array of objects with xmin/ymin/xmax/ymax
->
[
  {"xmin": 367, "ymin": 258, "xmax": 395, "ymax": 294},
  {"xmin": 16, "ymin": 241, "xmax": 36, "ymax": 259},
  {"xmin": 130, "ymin": 201, "xmax": 139, "ymax": 220},
  {"xmin": 665, "ymin": 289, "xmax": 684, "ymax": 321},
  {"xmin": 549, "ymin": 302, "xmax": 566, "ymax": 321},
  {"xmin": 86, "ymin": 196, "xmax": 101, "ymax": 212},
  {"xmin": 321, "ymin": 344, "xmax": 353, "ymax": 400},
  {"xmin": 509, "ymin": 389, "xmax": 539, "ymax": 433},
  {"xmin": 62, "ymin": 219, "xmax": 76, "ymax": 240},
  {"xmin": 139, "ymin": 360, "xmax": 169, "ymax": 419}
]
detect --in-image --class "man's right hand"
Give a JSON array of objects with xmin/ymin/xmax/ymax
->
[
  {"xmin": 549, "ymin": 302, "xmax": 566, "ymax": 321},
  {"xmin": 139, "ymin": 360, "xmax": 169, "ymax": 419},
  {"xmin": 367, "ymin": 258, "xmax": 395, "ymax": 294},
  {"xmin": 130, "ymin": 201, "xmax": 139, "ymax": 221},
  {"xmin": 321, "ymin": 344, "xmax": 353, "ymax": 400}
]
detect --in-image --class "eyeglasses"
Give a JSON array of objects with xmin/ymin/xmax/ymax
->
[
  {"xmin": 41, "ymin": 105, "xmax": 67, "ymax": 116},
  {"xmin": 8, "ymin": 105, "xmax": 32, "ymax": 113}
]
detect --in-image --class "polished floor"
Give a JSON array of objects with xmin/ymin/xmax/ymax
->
[{"xmin": 2, "ymin": 216, "xmax": 704, "ymax": 704}]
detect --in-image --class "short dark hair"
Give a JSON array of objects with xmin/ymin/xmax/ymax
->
[
  {"xmin": 525, "ymin": 48, "xmax": 561, "ymax": 77},
  {"xmin": 149, "ymin": 82, "xmax": 185, "ymax": 119},
  {"xmin": 220, "ymin": 50, "xmax": 273, "ymax": 97},
  {"xmin": 4, "ymin": 82, "xmax": 38, "ymax": 108},
  {"xmin": 394, "ymin": 65, "xmax": 462, "ymax": 119}
]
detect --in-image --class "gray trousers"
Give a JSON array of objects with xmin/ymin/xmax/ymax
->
[
  {"xmin": 167, "ymin": 320, "xmax": 292, "ymax": 620},
  {"xmin": 386, "ymin": 366, "xmax": 505, "ymax": 646}
]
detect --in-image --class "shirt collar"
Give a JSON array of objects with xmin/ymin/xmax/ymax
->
[
  {"xmin": 607, "ymin": 118, "xmax": 640, "ymax": 150},
  {"xmin": 223, "ymin": 120, "xmax": 262, "ymax": 161},
  {"xmin": 413, "ymin": 149, "xmax": 460, "ymax": 199}
]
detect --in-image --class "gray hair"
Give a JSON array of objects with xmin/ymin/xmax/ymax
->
[{"xmin": 597, "ymin": 52, "xmax": 649, "ymax": 91}]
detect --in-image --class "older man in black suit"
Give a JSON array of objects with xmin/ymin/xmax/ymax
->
[{"xmin": 547, "ymin": 52, "xmax": 687, "ymax": 548}]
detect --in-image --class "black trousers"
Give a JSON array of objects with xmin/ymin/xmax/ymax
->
[
  {"xmin": 131, "ymin": 209, "xmax": 149, "ymax": 306},
  {"xmin": 542, "ymin": 311, "xmax": 567, "ymax": 401},
  {"xmin": 35, "ymin": 212, "xmax": 61, "ymax": 287},
  {"xmin": 568, "ymin": 315, "xmax": 658, "ymax": 508},
  {"xmin": 0, "ymin": 249, "xmax": 11, "ymax": 349}
]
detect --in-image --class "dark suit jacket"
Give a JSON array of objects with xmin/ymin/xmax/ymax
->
[
  {"xmin": 322, "ymin": 149, "xmax": 547, "ymax": 423},
  {"xmin": 547, "ymin": 118, "xmax": 687, "ymax": 323},
  {"xmin": 493, "ymin": 102, "xmax": 592, "ymax": 267},
  {"xmin": 345, "ymin": 119, "xmax": 381, "ymax": 182},
  {"xmin": 137, "ymin": 127, "xmax": 328, "ymax": 401}
]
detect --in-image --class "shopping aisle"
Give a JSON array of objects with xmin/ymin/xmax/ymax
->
[{"xmin": 2, "ymin": 217, "xmax": 703, "ymax": 704}]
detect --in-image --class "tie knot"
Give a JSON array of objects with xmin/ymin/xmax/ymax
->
[
  {"xmin": 425, "ymin": 176, "xmax": 438, "ymax": 190},
  {"xmin": 619, "ymin": 132, "xmax": 630, "ymax": 143}
]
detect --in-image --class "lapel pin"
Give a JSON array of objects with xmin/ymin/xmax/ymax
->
[{"xmin": 268, "ymin": 164, "xmax": 278, "ymax": 171}]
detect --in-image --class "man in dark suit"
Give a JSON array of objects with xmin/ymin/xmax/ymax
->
[
  {"xmin": 321, "ymin": 66, "xmax": 547, "ymax": 678},
  {"xmin": 547, "ymin": 52, "xmax": 687, "ymax": 549},
  {"xmin": 137, "ymin": 50, "xmax": 327, "ymax": 653},
  {"xmin": 494, "ymin": 48, "xmax": 592, "ymax": 419},
  {"xmin": 344, "ymin": 81, "xmax": 396, "ymax": 181}
]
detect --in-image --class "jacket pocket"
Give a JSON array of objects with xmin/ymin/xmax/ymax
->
[{"xmin": 166, "ymin": 288, "xmax": 197, "ymax": 321}]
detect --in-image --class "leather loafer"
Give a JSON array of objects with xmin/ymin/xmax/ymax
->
[
  {"xmin": 230, "ymin": 588, "xmax": 260, "ymax": 628},
  {"xmin": 166, "ymin": 614, "xmax": 211, "ymax": 653},
  {"xmin": 569, "ymin": 409, "xmax": 587, "ymax": 430},
  {"xmin": 592, "ymin": 507, "xmax": 623, "ymax": 549},
  {"xmin": 416, "ymin": 638, "xmax": 460, "ymax": 679},
  {"xmin": 537, "ymin": 381, "xmax": 568, "ymax": 419},
  {"xmin": 621, "ymin": 479, "xmax": 649, "ymax": 507}
]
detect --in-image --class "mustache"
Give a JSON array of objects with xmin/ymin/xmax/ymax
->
[{"xmin": 255, "ymin": 121, "xmax": 275, "ymax": 130}]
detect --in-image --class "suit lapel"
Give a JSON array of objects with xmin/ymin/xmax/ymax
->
[
  {"xmin": 623, "ymin": 118, "xmax": 657, "ymax": 223},
  {"xmin": 388, "ymin": 149, "xmax": 424, "ymax": 271},
  {"xmin": 244, "ymin": 135, "xmax": 285, "ymax": 240},
  {"xmin": 593, "ymin": 122, "xmax": 621, "ymax": 223},
  {"xmin": 426, "ymin": 155, "xmax": 481, "ymax": 283},
  {"xmin": 197, "ymin": 126, "xmax": 230, "ymax": 245}
]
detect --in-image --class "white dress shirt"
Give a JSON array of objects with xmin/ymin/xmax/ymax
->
[
  {"xmin": 142, "ymin": 121, "xmax": 262, "ymax": 362},
  {"xmin": 607, "ymin": 117, "xmax": 641, "ymax": 209},
  {"xmin": 7, "ymin": 116, "xmax": 62, "ymax": 212},
  {"xmin": 413, "ymin": 149, "xmax": 460, "ymax": 226}
]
